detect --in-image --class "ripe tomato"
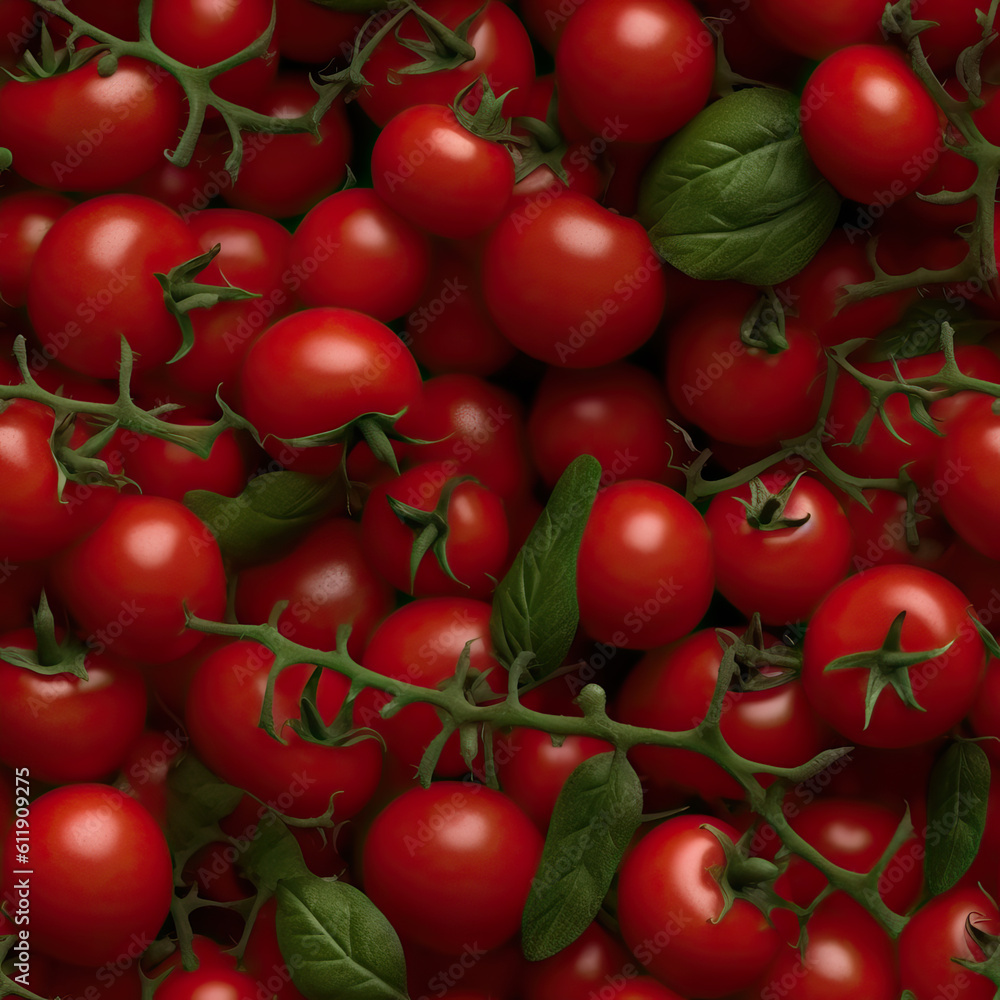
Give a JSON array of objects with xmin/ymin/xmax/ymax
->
[
  {"xmin": 372, "ymin": 103, "xmax": 515, "ymax": 239},
  {"xmin": 0, "ymin": 628, "xmax": 147, "ymax": 785},
  {"xmin": 186, "ymin": 640, "xmax": 382, "ymax": 821},
  {"xmin": 361, "ymin": 782, "xmax": 543, "ymax": 953},
  {"xmin": 800, "ymin": 45, "xmax": 941, "ymax": 205},
  {"xmin": 521, "ymin": 922, "xmax": 633, "ymax": 1000},
  {"xmin": 556, "ymin": 0, "xmax": 714, "ymax": 143},
  {"xmin": 2, "ymin": 783, "xmax": 173, "ymax": 966},
  {"xmin": 361, "ymin": 461, "xmax": 509, "ymax": 599},
  {"xmin": 0, "ymin": 57, "xmax": 183, "ymax": 192},
  {"xmin": 356, "ymin": 0, "xmax": 536, "ymax": 126},
  {"xmin": 354, "ymin": 597, "xmax": 504, "ymax": 777},
  {"xmin": 234, "ymin": 517, "xmax": 395, "ymax": 659},
  {"xmin": 51, "ymin": 494, "xmax": 228, "ymax": 664},
  {"xmin": 704, "ymin": 473, "xmax": 852, "ymax": 624},
  {"xmin": 576, "ymin": 480, "xmax": 714, "ymax": 649},
  {"xmin": 898, "ymin": 887, "xmax": 1000, "ymax": 1000},
  {"xmin": 0, "ymin": 189, "xmax": 73, "ymax": 309},
  {"xmin": 801, "ymin": 564, "xmax": 986, "ymax": 747},
  {"xmin": 614, "ymin": 627, "xmax": 833, "ymax": 801},
  {"xmin": 748, "ymin": 0, "xmax": 885, "ymax": 58},
  {"xmin": 26, "ymin": 194, "xmax": 203, "ymax": 379},
  {"xmin": 617, "ymin": 814, "xmax": 782, "ymax": 997},
  {"xmin": 236, "ymin": 306, "xmax": 423, "ymax": 476},
  {"xmin": 482, "ymin": 191, "xmax": 667, "ymax": 367},
  {"xmin": 287, "ymin": 188, "xmax": 432, "ymax": 322}
]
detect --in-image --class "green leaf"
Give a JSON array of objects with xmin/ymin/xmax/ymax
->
[
  {"xmin": 521, "ymin": 750, "xmax": 643, "ymax": 961},
  {"xmin": 239, "ymin": 818, "xmax": 312, "ymax": 893},
  {"xmin": 184, "ymin": 471, "xmax": 345, "ymax": 567},
  {"xmin": 490, "ymin": 454, "xmax": 601, "ymax": 681},
  {"xmin": 637, "ymin": 87, "xmax": 840, "ymax": 285},
  {"xmin": 925, "ymin": 741, "xmax": 991, "ymax": 896},
  {"xmin": 164, "ymin": 754, "xmax": 246, "ymax": 852},
  {"xmin": 275, "ymin": 874, "xmax": 409, "ymax": 1000}
]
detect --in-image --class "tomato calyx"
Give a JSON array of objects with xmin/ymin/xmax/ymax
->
[
  {"xmin": 732, "ymin": 474, "xmax": 812, "ymax": 531},
  {"xmin": 0, "ymin": 591, "xmax": 89, "ymax": 679},
  {"xmin": 702, "ymin": 822, "xmax": 788, "ymax": 926},
  {"xmin": 386, "ymin": 474, "xmax": 480, "ymax": 592},
  {"xmin": 286, "ymin": 664, "xmax": 384, "ymax": 751},
  {"xmin": 387, "ymin": 0, "xmax": 482, "ymax": 77},
  {"xmin": 741, "ymin": 287, "xmax": 789, "ymax": 353},
  {"xmin": 718, "ymin": 617, "xmax": 802, "ymax": 692},
  {"xmin": 154, "ymin": 243, "xmax": 260, "ymax": 365},
  {"xmin": 6, "ymin": 19, "xmax": 100, "ymax": 81},
  {"xmin": 452, "ymin": 74, "xmax": 522, "ymax": 143},
  {"xmin": 823, "ymin": 609, "xmax": 955, "ymax": 728}
]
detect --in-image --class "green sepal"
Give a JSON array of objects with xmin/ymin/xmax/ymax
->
[
  {"xmin": 969, "ymin": 611, "xmax": 1000, "ymax": 659},
  {"xmin": 823, "ymin": 610, "xmax": 955, "ymax": 730},
  {"xmin": 286, "ymin": 665, "xmax": 384, "ymax": 751},
  {"xmin": 385, "ymin": 474, "xmax": 478, "ymax": 592},
  {"xmin": 702, "ymin": 822, "xmax": 786, "ymax": 927},
  {"xmin": 390, "ymin": 0, "xmax": 483, "ymax": 77},
  {"xmin": 0, "ymin": 591, "xmax": 88, "ymax": 679},
  {"xmin": 154, "ymin": 244, "xmax": 260, "ymax": 365},
  {"xmin": 731, "ymin": 473, "xmax": 811, "ymax": 531},
  {"xmin": 740, "ymin": 287, "xmax": 788, "ymax": 352}
]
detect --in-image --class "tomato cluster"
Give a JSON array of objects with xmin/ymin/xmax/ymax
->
[{"xmin": 2, "ymin": 1, "xmax": 1000, "ymax": 999}]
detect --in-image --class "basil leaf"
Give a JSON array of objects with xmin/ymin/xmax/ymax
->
[
  {"xmin": 276, "ymin": 874, "xmax": 409, "ymax": 1000},
  {"xmin": 521, "ymin": 750, "xmax": 643, "ymax": 961},
  {"xmin": 184, "ymin": 470, "xmax": 345, "ymax": 568},
  {"xmin": 637, "ymin": 87, "xmax": 840, "ymax": 285},
  {"xmin": 490, "ymin": 454, "xmax": 601, "ymax": 681},
  {"xmin": 925, "ymin": 741, "xmax": 990, "ymax": 896}
]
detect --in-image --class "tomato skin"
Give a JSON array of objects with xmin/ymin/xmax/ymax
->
[
  {"xmin": 0, "ymin": 189, "xmax": 73, "ymax": 309},
  {"xmin": 705, "ymin": 473, "xmax": 852, "ymax": 625},
  {"xmin": 749, "ymin": 0, "xmax": 885, "ymax": 58},
  {"xmin": 0, "ymin": 57, "xmax": 183, "ymax": 192},
  {"xmin": 665, "ymin": 293, "xmax": 825, "ymax": 448},
  {"xmin": 934, "ymin": 394, "xmax": 1000, "ymax": 560},
  {"xmin": 274, "ymin": 0, "xmax": 364, "ymax": 65},
  {"xmin": 614, "ymin": 628, "xmax": 832, "ymax": 801},
  {"xmin": 153, "ymin": 965, "xmax": 263, "ymax": 1000},
  {"xmin": 898, "ymin": 887, "xmax": 1000, "ymax": 1000},
  {"xmin": 801, "ymin": 565, "xmax": 986, "ymax": 747},
  {"xmin": 576, "ymin": 480, "xmax": 714, "ymax": 650},
  {"xmin": 800, "ymin": 45, "xmax": 941, "ymax": 205},
  {"xmin": 522, "ymin": 922, "xmax": 633, "ymax": 1000},
  {"xmin": 372, "ymin": 104, "xmax": 515, "ymax": 239},
  {"xmin": 0, "ymin": 629, "xmax": 147, "ymax": 785},
  {"xmin": 355, "ymin": 597, "xmax": 503, "ymax": 777},
  {"xmin": 0, "ymin": 400, "xmax": 117, "ymax": 562},
  {"xmin": 2, "ymin": 784, "xmax": 173, "ymax": 967},
  {"xmin": 236, "ymin": 306, "xmax": 423, "ymax": 476},
  {"xmin": 27, "ymin": 194, "xmax": 203, "ymax": 379},
  {"xmin": 361, "ymin": 782, "xmax": 543, "ymax": 953},
  {"xmin": 738, "ymin": 893, "xmax": 899, "ymax": 1000},
  {"xmin": 361, "ymin": 462, "xmax": 510, "ymax": 599},
  {"xmin": 482, "ymin": 191, "xmax": 667, "ymax": 367},
  {"xmin": 356, "ymin": 0, "xmax": 536, "ymax": 127},
  {"xmin": 51, "ymin": 494, "xmax": 228, "ymax": 664},
  {"xmin": 186, "ymin": 640, "xmax": 382, "ymax": 821},
  {"xmin": 617, "ymin": 814, "xmax": 782, "ymax": 998},
  {"xmin": 527, "ymin": 361, "xmax": 688, "ymax": 492},
  {"xmin": 288, "ymin": 188, "xmax": 432, "ymax": 322},
  {"xmin": 556, "ymin": 0, "xmax": 714, "ymax": 144}
]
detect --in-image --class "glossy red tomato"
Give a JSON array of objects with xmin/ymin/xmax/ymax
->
[
  {"xmin": 236, "ymin": 306, "xmax": 423, "ymax": 476},
  {"xmin": 665, "ymin": 291, "xmax": 825, "ymax": 448},
  {"xmin": 0, "ymin": 628, "xmax": 147, "ymax": 785},
  {"xmin": 528, "ymin": 361, "xmax": 688, "ymax": 492},
  {"xmin": 234, "ymin": 517, "xmax": 395, "ymax": 659},
  {"xmin": 705, "ymin": 473, "xmax": 852, "ymax": 624},
  {"xmin": 356, "ymin": 0, "xmax": 536, "ymax": 126},
  {"xmin": 2, "ymin": 784, "xmax": 173, "ymax": 966},
  {"xmin": 801, "ymin": 564, "xmax": 986, "ymax": 747},
  {"xmin": 749, "ymin": 0, "xmax": 885, "ymax": 58},
  {"xmin": 186, "ymin": 639, "xmax": 382, "ymax": 820},
  {"xmin": 51, "ymin": 494, "xmax": 228, "ymax": 664},
  {"xmin": 288, "ymin": 188, "xmax": 432, "ymax": 322},
  {"xmin": 482, "ymin": 191, "xmax": 667, "ymax": 367},
  {"xmin": 372, "ymin": 104, "xmax": 514, "ymax": 239},
  {"xmin": 273, "ymin": 0, "xmax": 364, "ymax": 65},
  {"xmin": 521, "ymin": 922, "xmax": 633, "ymax": 1000},
  {"xmin": 618, "ymin": 814, "xmax": 782, "ymax": 997},
  {"xmin": 898, "ymin": 887, "xmax": 1000, "ymax": 1000},
  {"xmin": 576, "ymin": 480, "xmax": 714, "ymax": 649},
  {"xmin": 27, "ymin": 194, "xmax": 203, "ymax": 378},
  {"xmin": 800, "ymin": 45, "xmax": 942, "ymax": 205},
  {"xmin": 150, "ymin": 0, "xmax": 277, "ymax": 112},
  {"xmin": 0, "ymin": 57, "xmax": 183, "ymax": 192},
  {"xmin": 361, "ymin": 782, "xmax": 543, "ymax": 953},
  {"xmin": 615, "ymin": 627, "xmax": 833, "ymax": 801},
  {"xmin": 556, "ymin": 0, "xmax": 714, "ymax": 143},
  {"xmin": 361, "ymin": 461, "xmax": 509, "ymax": 599},
  {"xmin": 0, "ymin": 189, "xmax": 73, "ymax": 309},
  {"xmin": 354, "ymin": 597, "xmax": 504, "ymax": 777}
]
